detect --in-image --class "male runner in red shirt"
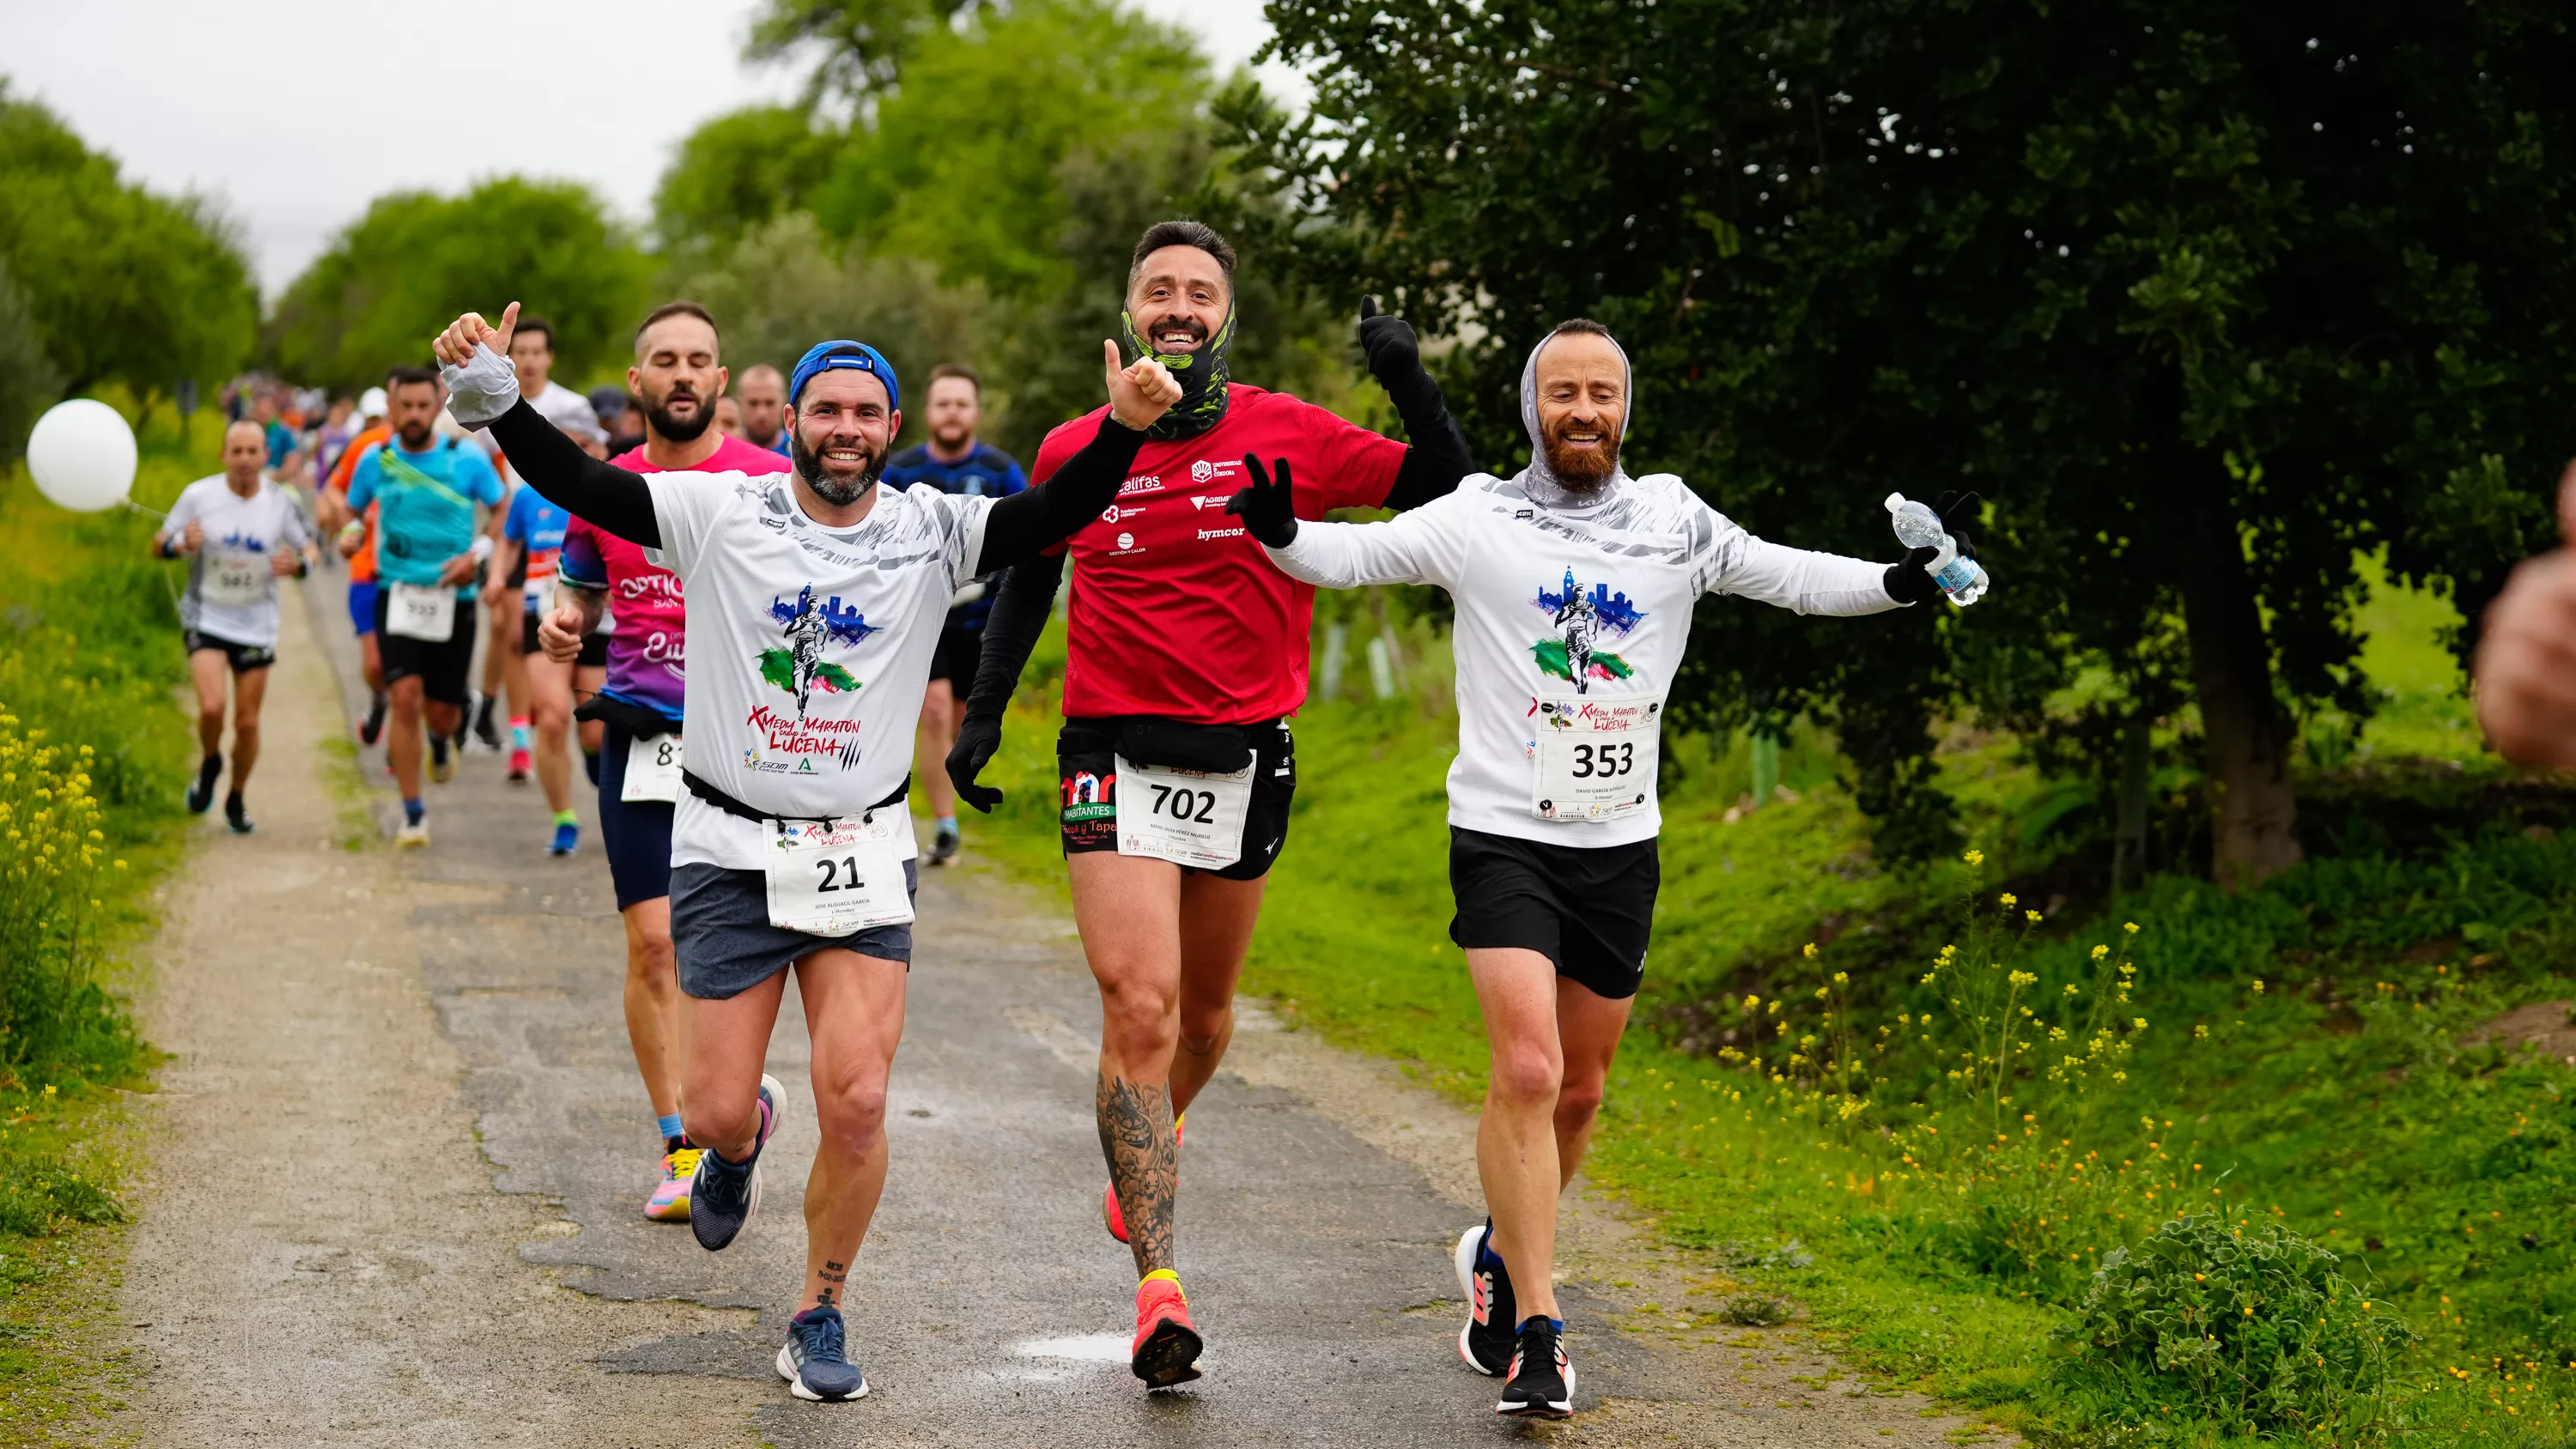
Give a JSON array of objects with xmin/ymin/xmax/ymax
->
[{"xmin": 948, "ymin": 218, "xmax": 1470, "ymax": 1388}]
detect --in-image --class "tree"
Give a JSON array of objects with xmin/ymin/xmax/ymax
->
[
  {"xmin": 0, "ymin": 83, "xmax": 256, "ymax": 403},
  {"xmin": 268, "ymin": 177, "xmax": 652, "ymax": 392},
  {"xmin": 652, "ymin": 105, "xmax": 839, "ymax": 260},
  {"xmin": 0, "ymin": 260, "xmax": 63, "ymax": 461},
  {"xmin": 1251, "ymin": 1, "xmax": 2576, "ymax": 883}
]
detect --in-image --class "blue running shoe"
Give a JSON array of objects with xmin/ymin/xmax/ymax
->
[
  {"xmin": 776, "ymin": 1305, "xmax": 869, "ymax": 1402},
  {"xmin": 550, "ymin": 821, "xmax": 579, "ymax": 857},
  {"xmin": 690, "ymin": 1073, "xmax": 784, "ymax": 1252}
]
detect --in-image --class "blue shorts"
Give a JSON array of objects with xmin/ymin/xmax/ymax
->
[
  {"xmin": 669, "ymin": 861, "xmax": 917, "ymax": 1000},
  {"xmin": 347, "ymin": 580, "xmax": 378, "ymax": 636},
  {"xmin": 597, "ymin": 719, "xmax": 677, "ymax": 911}
]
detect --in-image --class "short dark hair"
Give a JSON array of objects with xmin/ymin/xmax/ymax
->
[
  {"xmin": 927, "ymin": 362, "xmax": 981, "ymax": 398},
  {"xmin": 386, "ymin": 365, "xmax": 440, "ymax": 395},
  {"xmin": 513, "ymin": 316, "xmax": 555, "ymax": 351},
  {"xmin": 634, "ymin": 300, "xmax": 720, "ymax": 355},
  {"xmin": 1128, "ymin": 220, "xmax": 1236, "ymax": 293},
  {"xmin": 1547, "ymin": 318, "xmax": 1615, "ymax": 343}
]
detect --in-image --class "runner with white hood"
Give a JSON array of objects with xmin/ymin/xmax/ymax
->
[{"xmin": 1233, "ymin": 318, "xmax": 1972, "ymax": 1421}]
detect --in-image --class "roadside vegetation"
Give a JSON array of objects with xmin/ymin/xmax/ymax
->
[
  {"xmin": 963, "ymin": 571, "xmax": 2567, "ymax": 1446},
  {"xmin": 0, "ymin": 401, "xmax": 206, "ymax": 1439}
]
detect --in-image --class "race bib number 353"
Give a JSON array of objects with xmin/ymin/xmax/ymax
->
[
  {"xmin": 1530, "ymin": 697, "xmax": 1661, "ymax": 822},
  {"xmin": 386, "ymin": 582, "xmax": 457, "ymax": 642}
]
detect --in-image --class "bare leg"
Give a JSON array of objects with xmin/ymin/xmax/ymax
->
[
  {"xmin": 1469, "ymin": 947, "xmax": 1567, "ymax": 1321},
  {"xmin": 528, "ymin": 648, "xmax": 575, "ymax": 813},
  {"xmin": 916, "ymin": 679, "xmax": 959, "ymax": 821},
  {"xmin": 793, "ymin": 948, "xmax": 908, "ymax": 1312},
  {"xmin": 575, "ymin": 662, "xmax": 606, "ymax": 757},
  {"xmin": 620, "ymin": 897, "xmax": 682, "ymax": 1119},
  {"xmin": 386, "ymin": 676, "xmax": 427, "ymax": 797},
  {"xmin": 1552, "ymin": 977, "xmax": 1632, "ymax": 1188},
  {"xmin": 189, "ymin": 650, "xmax": 228, "ymax": 761},
  {"xmin": 1170, "ymin": 871, "xmax": 1263, "ymax": 1114},
  {"xmin": 228, "ymin": 664, "xmax": 270, "ymax": 790},
  {"xmin": 680, "ymin": 971, "xmax": 787, "ymax": 1161},
  {"xmin": 1071, "ymin": 850, "xmax": 1186, "ymax": 1276},
  {"xmin": 358, "ymin": 630, "xmax": 382, "ymax": 694}
]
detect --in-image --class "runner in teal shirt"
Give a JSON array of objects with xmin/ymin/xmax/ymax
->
[{"xmin": 347, "ymin": 433, "xmax": 506, "ymax": 596}]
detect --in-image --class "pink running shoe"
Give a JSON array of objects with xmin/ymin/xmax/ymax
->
[
  {"xmin": 645, "ymin": 1143, "xmax": 702, "ymax": 1222},
  {"xmin": 507, "ymin": 746, "xmax": 532, "ymax": 782}
]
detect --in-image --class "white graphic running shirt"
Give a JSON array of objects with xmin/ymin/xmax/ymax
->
[
  {"xmin": 165, "ymin": 474, "xmax": 314, "ymax": 649},
  {"xmin": 1264, "ymin": 470, "xmax": 1900, "ymax": 847},
  {"xmin": 645, "ymin": 469, "xmax": 993, "ymax": 870}
]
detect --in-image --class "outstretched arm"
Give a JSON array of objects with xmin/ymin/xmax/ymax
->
[
  {"xmin": 1358, "ymin": 299, "xmax": 1473, "ymax": 511},
  {"xmin": 434, "ymin": 305, "xmax": 661, "ymax": 547},
  {"xmin": 1713, "ymin": 532, "xmax": 1911, "ymax": 615},
  {"xmin": 969, "ymin": 340, "xmax": 1177, "ymax": 575},
  {"xmin": 1239, "ymin": 452, "xmax": 1454, "ymax": 590}
]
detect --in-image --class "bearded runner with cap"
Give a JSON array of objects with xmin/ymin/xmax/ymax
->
[
  {"xmin": 945, "ymin": 218, "xmax": 1473, "ymax": 1390},
  {"xmin": 435, "ymin": 301, "xmax": 1180, "ymax": 1407},
  {"xmin": 1236, "ymin": 318, "xmax": 1970, "ymax": 1420}
]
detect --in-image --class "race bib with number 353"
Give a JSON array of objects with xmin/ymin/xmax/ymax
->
[
  {"xmin": 1530, "ymin": 696, "xmax": 1661, "ymax": 822},
  {"xmin": 386, "ymin": 582, "xmax": 458, "ymax": 642}
]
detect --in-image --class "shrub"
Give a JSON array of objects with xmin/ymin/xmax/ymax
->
[
  {"xmin": 2054, "ymin": 1212, "xmax": 2417, "ymax": 1439},
  {"xmin": 0, "ymin": 710, "xmax": 142, "ymax": 1079}
]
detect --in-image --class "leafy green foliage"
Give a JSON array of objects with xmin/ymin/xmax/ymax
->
[
  {"xmin": 1248, "ymin": 1, "xmax": 2576, "ymax": 873},
  {"xmin": 651, "ymin": 105, "xmax": 840, "ymax": 260},
  {"xmin": 2059, "ymin": 1213, "xmax": 2416, "ymax": 1439},
  {"xmin": 267, "ymin": 177, "xmax": 651, "ymax": 392},
  {"xmin": 0, "ymin": 83, "xmax": 256, "ymax": 401},
  {"xmin": 0, "ymin": 261, "xmax": 61, "ymax": 464}
]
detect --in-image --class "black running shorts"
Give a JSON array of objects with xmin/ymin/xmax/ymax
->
[
  {"xmin": 1448, "ymin": 826, "xmax": 1659, "ymax": 1000},
  {"xmin": 183, "ymin": 629, "xmax": 276, "ymax": 674},
  {"xmin": 373, "ymin": 589, "xmax": 477, "ymax": 707},
  {"xmin": 1057, "ymin": 716, "xmax": 1295, "ymax": 882},
  {"xmin": 928, "ymin": 621, "xmax": 982, "ymax": 686},
  {"xmin": 521, "ymin": 609, "xmax": 607, "ymax": 666}
]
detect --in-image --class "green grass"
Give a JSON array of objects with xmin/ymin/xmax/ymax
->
[
  {"xmin": 957, "ymin": 565, "xmax": 2561, "ymax": 1445},
  {"xmin": 0, "ymin": 395, "xmax": 205, "ymax": 1443}
]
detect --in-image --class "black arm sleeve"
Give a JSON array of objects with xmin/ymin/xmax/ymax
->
[
  {"xmin": 963, "ymin": 552, "xmax": 1063, "ymax": 724},
  {"xmin": 485, "ymin": 399, "xmax": 661, "ymax": 547},
  {"xmin": 1378, "ymin": 363, "xmax": 1473, "ymax": 512},
  {"xmin": 969, "ymin": 414, "xmax": 1146, "ymax": 575}
]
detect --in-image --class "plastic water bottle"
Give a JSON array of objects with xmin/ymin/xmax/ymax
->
[{"xmin": 1884, "ymin": 494, "xmax": 1989, "ymax": 605}]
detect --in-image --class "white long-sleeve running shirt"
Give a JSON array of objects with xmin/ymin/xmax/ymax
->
[{"xmin": 1265, "ymin": 469, "xmax": 1901, "ymax": 847}]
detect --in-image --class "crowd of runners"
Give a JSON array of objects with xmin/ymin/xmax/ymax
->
[{"xmin": 161, "ymin": 217, "xmax": 1968, "ymax": 1421}]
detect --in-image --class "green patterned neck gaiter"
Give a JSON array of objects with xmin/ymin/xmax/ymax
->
[{"xmin": 1121, "ymin": 303, "xmax": 1236, "ymax": 440}]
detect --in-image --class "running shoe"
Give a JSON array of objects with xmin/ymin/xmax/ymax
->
[
  {"xmin": 1497, "ymin": 1318, "xmax": 1575, "ymax": 1419},
  {"xmin": 186, "ymin": 754, "xmax": 222, "ymax": 815},
  {"xmin": 1453, "ymin": 1222, "xmax": 1516, "ymax": 1376},
  {"xmin": 550, "ymin": 821, "xmax": 580, "ymax": 857},
  {"xmin": 1129, "ymin": 1270, "xmax": 1203, "ymax": 1389},
  {"xmin": 428, "ymin": 736, "xmax": 454, "ymax": 785},
  {"xmin": 396, "ymin": 817, "xmax": 431, "ymax": 848},
  {"xmin": 1103, "ymin": 1113, "xmax": 1182, "ymax": 1244},
  {"xmin": 471, "ymin": 691, "xmax": 501, "ymax": 750},
  {"xmin": 507, "ymin": 746, "xmax": 532, "ymax": 782},
  {"xmin": 929, "ymin": 819, "xmax": 959, "ymax": 865},
  {"xmin": 776, "ymin": 1304, "xmax": 869, "ymax": 1402},
  {"xmin": 690, "ymin": 1073, "xmax": 785, "ymax": 1252},
  {"xmin": 359, "ymin": 693, "xmax": 386, "ymax": 746},
  {"xmin": 223, "ymin": 794, "xmax": 254, "ymax": 836},
  {"xmin": 645, "ymin": 1143, "xmax": 702, "ymax": 1222}
]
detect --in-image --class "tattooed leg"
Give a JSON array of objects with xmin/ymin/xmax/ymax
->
[
  {"xmin": 796, "ymin": 945, "xmax": 907, "ymax": 1314},
  {"xmin": 1098, "ymin": 1072, "xmax": 1178, "ymax": 1276}
]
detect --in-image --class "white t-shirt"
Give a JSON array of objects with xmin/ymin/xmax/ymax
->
[
  {"xmin": 646, "ymin": 469, "xmax": 994, "ymax": 870},
  {"xmin": 165, "ymin": 475, "xmax": 313, "ymax": 649},
  {"xmin": 1266, "ymin": 470, "xmax": 1900, "ymax": 847}
]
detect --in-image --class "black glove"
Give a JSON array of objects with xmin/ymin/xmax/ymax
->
[
  {"xmin": 1884, "ymin": 545, "xmax": 1944, "ymax": 605},
  {"xmin": 1225, "ymin": 453, "xmax": 1299, "ymax": 548},
  {"xmin": 1357, "ymin": 294, "xmax": 1420, "ymax": 382},
  {"xmin": 1934, "ymin": 489, "xmax": 1982, "ymax": 561},
  {"xmin": 945, "ymin": 712, "xmax": 1005, "ymax": 814}
]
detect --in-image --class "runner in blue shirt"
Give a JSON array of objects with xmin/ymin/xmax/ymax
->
[
  {"xmin": 880, "ymin": 362, "xmax": 1027, "ymax": 864},
  {"xmin": 345, "ymin": 366, "xmax": 507, "ymax": 846}
]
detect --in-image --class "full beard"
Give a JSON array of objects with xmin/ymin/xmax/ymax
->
[
  {"xmin": 645, "ymin": 390, "xmax": 712, "ymax": 444},
  {"xmin": 1541, "ymin": 427, "xmax": 1621, "ymax": 492},
  {"xmin": 793, "ymin": 431, "xmax": 886, "ymax": 506}
]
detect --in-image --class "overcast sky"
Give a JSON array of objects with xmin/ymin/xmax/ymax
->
[{"xmin": 3, "ymin": 0, "xmax": 1294, "ymax": 299}]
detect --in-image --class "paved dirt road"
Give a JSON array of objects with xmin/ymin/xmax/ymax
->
[{"xmin": 101, "ymin": 568, "xmax": 1994, "ymax": 1446}]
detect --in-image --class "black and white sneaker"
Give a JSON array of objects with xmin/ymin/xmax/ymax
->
[
  {"xmin": 359, "ymin": 691, "xmax": 387, "ymax": 747},
  {"xmin": 690, "ymin": 1073, "xmax": 784, "ymax": 1252},
  {"xmin": 223, "ymin": 792, "xmax": 254, "ymax": 835},
  {"xmin": 1452, "ymin": 1222, "xmax": 1516, "ymax": 1375},
  {"xmin": 776, "ymin": 1305, "xmax": 869, "ymax": 1402},
  {"xmin": 186, "ymin": 754, "xmax": 223, "ymax": 814},
  {"xmin": 471, "ymin": 690, "xmax": 500, "ymax": 750},
  {"xmin": 1497, "ymin": 1318, "xmax": 1574, "ymax": 1419}
]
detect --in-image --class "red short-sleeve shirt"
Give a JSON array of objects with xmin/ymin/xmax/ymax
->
[{"xmin": 1033, "ymin": 385, "xmax": 1406, "ymax": 724}]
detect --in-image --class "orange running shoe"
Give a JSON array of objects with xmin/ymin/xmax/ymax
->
[
  {"xmin": 1103, "ymin": 1113, "xmax": 1182, "ymax": 1243},
  {"xmin": 1129, "ymin": 1270, "xmax": 1203, "ymax": 1388}
]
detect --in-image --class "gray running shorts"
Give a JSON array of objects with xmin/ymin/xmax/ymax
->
[{"xmin": 669, "ymin": 860, "xmax": 917, "ymax": 1001}]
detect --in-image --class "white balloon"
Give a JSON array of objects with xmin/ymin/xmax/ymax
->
[{"xmin": 27, "ymin": 399, "xmax": 138, "ymax": 513}]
